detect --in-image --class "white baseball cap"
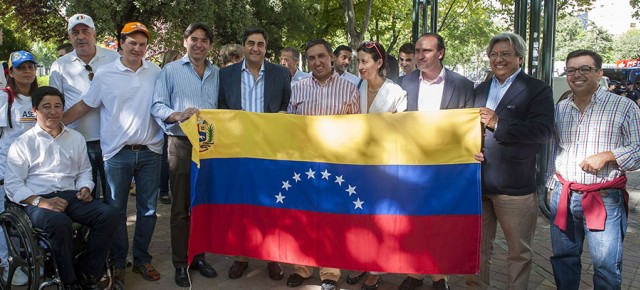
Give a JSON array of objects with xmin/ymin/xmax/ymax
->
[{"xmin": 67, "ymin": 14, "xmax": 95, "ymax": 31}]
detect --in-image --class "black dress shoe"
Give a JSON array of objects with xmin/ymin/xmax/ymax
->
[
  {"xmin": 267, "ymin": 262, "xmax": 284, "ymax": 280},
  {"xmin": 191, "ymin": 260, "xmax": 217, "ymax": 278},
  {"xmin": 286, "ymin": 273, "xmax": 309, "ymax": 287},
  {"xmin": 228, "ymin": 261, "xmax": 248, "ymax": 279},
  {"xmin": 321, "ymin": 279, "xmax": 338, "ymax": 290},
  {"xmin": 346, "ymin": 271, "xmax": 367, "ymax": 285},
  {"xmin": 78, "ymin": 272, "xmax": 99, "ymax": 290},
  {"xmin": 432, "ymin": 278, "xmax": 450, "ymax": 290},
  {"xmin": 361, "ymin": 275, "xmax": 381, "ymax": 290},
  {"xmin": 398, "ymin": 276, "xmax": 424, "ymax": 290},
  {"xmin": 175, "ymin": 267, "xmax": 190, "ymax": 287}
]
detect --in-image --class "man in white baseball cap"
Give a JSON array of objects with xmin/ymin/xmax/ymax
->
[{"xmin": 49, "ymin": 14, "xmax": 119, "ymax": 204}]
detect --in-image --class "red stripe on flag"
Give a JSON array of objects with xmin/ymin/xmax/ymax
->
[{"xmin": 188, "ymin": 204, "xmax": 480, "ymax": 274}]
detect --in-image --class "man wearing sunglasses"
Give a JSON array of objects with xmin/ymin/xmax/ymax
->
[
  {"xmin": 50, "ymin": 14, "xmax": 119, "ymax": 200},
  {"xmin": 546, "ymin": 50, "xmax": 640, "ymax": 290},
  {"xmin": 468, "ymin": 32, "xmax": 554, "ymax": 290}
]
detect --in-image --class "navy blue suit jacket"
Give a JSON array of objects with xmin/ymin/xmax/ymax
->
[
  {"xmin": 474, "ymin": 71, "xmax": 554, "ymax": 196},
  {"xmin": 218, "ymin": 61, "xmax": 291, "ymax": 112},
  {"xmin": 401, "ymin": 68, "xmax": 475, "ymax": 110}
]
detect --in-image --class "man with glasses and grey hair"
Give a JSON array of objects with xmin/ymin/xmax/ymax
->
[
  {"xmin": 546, "ymin": 49, "xmax": 640, "ymax": 290},
  {"xmin": 466, "ymin": 32, "xmax": 554, "ymax": 289},
  {"xmin": 50, "ymin": 14, "xmax": 119, "ymax": 199}
]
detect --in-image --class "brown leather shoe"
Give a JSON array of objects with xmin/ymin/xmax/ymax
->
[
  {"xmin": 267, "ymin": 262, "xmax": 284, "ymax": 280},
  {"xmin": 228, "ymin": 261, "xmax": 248, "ymax": 279}
]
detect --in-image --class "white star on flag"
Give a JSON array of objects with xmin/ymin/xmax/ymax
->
[
  {"xmin": 353, "ymin": 198, "xmax": 364, "ymax": 209},
  {"xmin": 275, "ymin": 192, "xmax": 285, "ymax": 203},
  {"xmin": 292, "ymin": 172, "xmax": 301, "ymax": 182},
  {"xmin": 335, "ymin": 175, "xmax": 344, "ymax": 186},
  {"xmin": 321, "ymin": 169, "xmax": 332, "ymax": 180},
  {"xmin": 305, "ymin": 168, "xmax": 316, "ymax": 179},
  {"xmin": 346, "ymin": 185, "xmax": 357, "ymax": 196},
  {"xmin": 282, "ymin": 180, "xmax": 291, "ymax": 191}
]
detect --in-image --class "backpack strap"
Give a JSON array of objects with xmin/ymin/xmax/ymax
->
[{"xmin": 1, "ymin": 87, "xmax": 14, "ymax": 129}]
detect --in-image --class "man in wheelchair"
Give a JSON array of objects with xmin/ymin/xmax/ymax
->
[{"xmin": 3, "ymin": 86, "xmax": 118, "ymax": 290}]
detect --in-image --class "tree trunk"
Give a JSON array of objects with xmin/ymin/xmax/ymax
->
[{"xmin": 339, "ymin": 0, "xmax": 374, "ymax": 50}]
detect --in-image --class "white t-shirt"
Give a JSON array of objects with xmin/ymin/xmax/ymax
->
[
  {"xmin": 0, "ymin": 91, "xmax": 36, "ymax": 179},
  {"xmin": 49, "ymin": 47, "xmax": 120, "ymax": 141},
  {"xmin": 82, "ymin": 58, "xmax": 163, "ymax": 160}
]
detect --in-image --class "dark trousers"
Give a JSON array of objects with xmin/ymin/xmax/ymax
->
[
  {"xmin": 25, "ymin": 191, "xmax": 118, "ymax": 285},
  {"xmin": 159, "ymin": 134, "xmax": 170, "ymax": 198},
  {"xmin": 86, "ymin": 141, "xmax": 107, "ymax": 199},
  {"xmin": 168, "ymin": 136, "xmax": 203, "ymax": 268}
]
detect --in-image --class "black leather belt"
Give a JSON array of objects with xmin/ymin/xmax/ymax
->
[{"xmin": 123, "ymin": 144, "xmax": 148, "ymax": 151}]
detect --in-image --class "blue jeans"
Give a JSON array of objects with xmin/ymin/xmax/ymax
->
[
  {"xmin": 549, "ymin": 181, "xmax": 627, "ymax": 290},
  {"xmin": 104, "ymin": 147, "xmax": 161, "ymax": 268},
  {"xmin": 87, "ymin": 141, "xmax": 107, "ymax": 199}
]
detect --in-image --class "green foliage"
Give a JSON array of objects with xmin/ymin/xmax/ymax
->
[
  {"xmin": 612, "ymin": 29, "xmax": 640, "ymax": 60},
  {"xmin": 437, "ymin": 0, "xmax": 502, "ymax": 80},
  {"xmin": 37, "ymin": 75, "xmax": 49, "ymax": 86},
  {"xmin": 0, "ymin": 4, "xmax": 33, "ymax": 62},
  {"xmin": 629, "ymin": 0, "xmax": 640, "ymax": 19},
  {"xmin": 555, "ymin": 16, "xmax": 614, "ymax": 63}
]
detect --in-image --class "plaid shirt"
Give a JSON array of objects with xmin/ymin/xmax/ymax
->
[{"xmin": 546, "ymin": 86, "xmax": 640, "ymax": 188}]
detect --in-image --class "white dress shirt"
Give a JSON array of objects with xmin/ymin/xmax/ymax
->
[
  {"xmin": 340, "ymin": 71, "xmax": 361, "ymax": 87},
  {"xmin": 5, "ymin": 124, "xmax": 94, "ymax": 204},
  {"xmin": 418, "ymin": 68, "xmax": 446, "ymax": 111}
]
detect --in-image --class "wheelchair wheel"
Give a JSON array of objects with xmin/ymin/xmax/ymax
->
[
  {"xmin": 108, "ymin": 279, "xmax": 124, "ymax": 290},
  {"xmin": 0, "ymin": 205, "xmax": 43, "ymax": 290}
]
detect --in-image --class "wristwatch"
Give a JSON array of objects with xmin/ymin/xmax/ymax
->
[{"xmin": 32, "ymin": 196, "xmax": 42, "ymax": 207}]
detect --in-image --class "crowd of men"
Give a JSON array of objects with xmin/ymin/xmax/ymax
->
[{"xmin": 0, "ymin": 12, "xmax": 639, "ymax": 290}]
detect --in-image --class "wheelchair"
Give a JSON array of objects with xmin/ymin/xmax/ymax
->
[{"xmin": 0, "ymin": 201, "xmax": 124, "ymax": 290}]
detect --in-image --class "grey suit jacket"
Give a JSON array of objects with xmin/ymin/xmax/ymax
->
[
  {"xmin": 401, "ymin": 68, "xmax": 475, "ymax": 110},
  {"xmin": 218, "ymin": 61, "xmax": 291, "ymax": 112}
]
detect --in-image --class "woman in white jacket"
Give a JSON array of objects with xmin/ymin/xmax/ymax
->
[{"xmin": 345, "ymin": 41, "xmax": 407, "ymax": 290}]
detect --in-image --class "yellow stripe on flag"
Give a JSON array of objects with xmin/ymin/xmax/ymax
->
[{"xmin": 180, "ymin": 109, "xmax": 481, "ymax": 166}]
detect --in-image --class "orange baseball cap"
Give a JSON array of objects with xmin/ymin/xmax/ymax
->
[{"xmin": 121, "ymin": 22, "xmax": 151, "ymax": 39}]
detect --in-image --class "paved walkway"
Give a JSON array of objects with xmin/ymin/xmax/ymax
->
[{"xmin": 120, "ymin": 171, "xmax": 640, "ymax": 290}]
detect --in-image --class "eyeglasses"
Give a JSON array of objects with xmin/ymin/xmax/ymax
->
[
  {"xmin": 84, "ymin": 64, "xmax": 94, "ymax": 81},
  {"xmin": 565, "ymin": 66, "xmax": 598, "ymax": 76},
  {"xmin": 363, "ymin": 41, "xmax": 383, "ymax": 59},
  {"xmin": 488, "ymin": 52, "xmax": 514, "ymax": 60}
]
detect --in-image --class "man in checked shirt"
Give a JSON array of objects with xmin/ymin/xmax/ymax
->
[
  {"xmin": 285, "ymin": 38, "xmax": 360, "ymax": 290},
  {"xmin": 546, "ymin": 49, "xmax": 640, "ymax": 290}
]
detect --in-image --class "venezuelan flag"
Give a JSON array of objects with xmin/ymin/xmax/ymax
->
[{"xmin": 181, "ymin": 109, "xmax": 481, "ymax": 274}]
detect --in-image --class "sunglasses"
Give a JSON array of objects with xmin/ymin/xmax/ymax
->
[
  {"xmin": 84, "ymin": 64, "xmax": 94, "ymax": 81},
  {"xmin": 364, "ymin": 41, "xmax": 383, "ymax": 59}
]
